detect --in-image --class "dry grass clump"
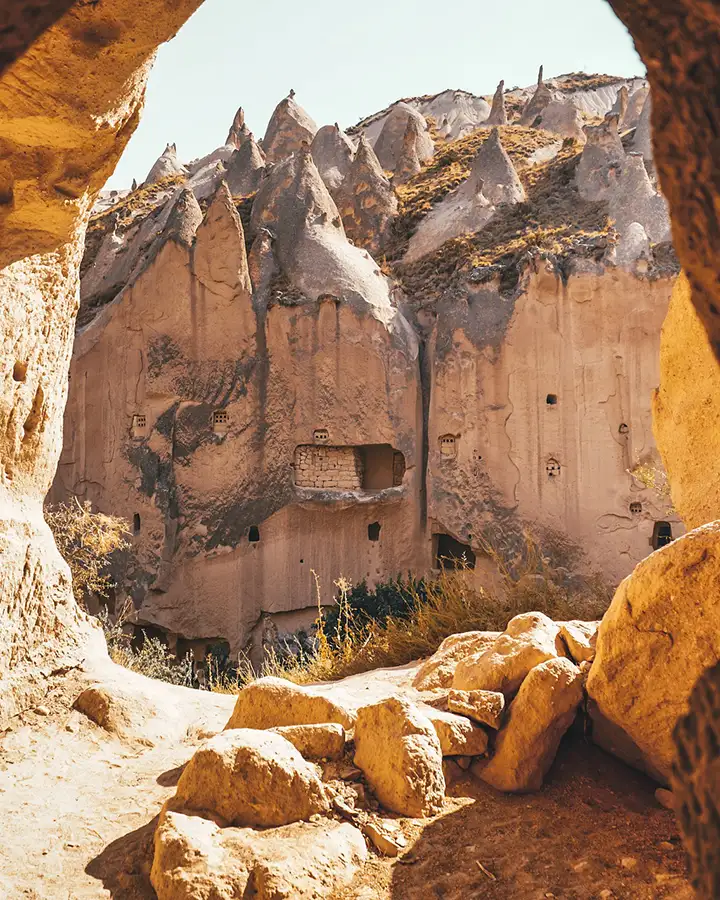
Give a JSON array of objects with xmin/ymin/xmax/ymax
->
[
  {"xmin": 628, "ymin": 458, "xmax": 673, "ymax": 501},
  {"xmin": 213, "ymin": 539, "xmax": 611, "ymax": 692},
  {"xmin": 552, "ymin": 72, "xmax": 629, "ymax": 93}
]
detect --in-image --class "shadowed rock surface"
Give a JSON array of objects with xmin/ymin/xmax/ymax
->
[
  {"xmin": 226, "ymin": 134, "xmax": 266, "ymax": 196},
  {"xmin": 576, "ymin": 115, "xmax": 625, "ymax": 200},
  {"xmin": 373, "ymin": 102, "xmax": 434, "ymax": 172},
  {"xmin": 609, "ymin": 152, "xmax": 671, "ymax": 243},
  {"xmin": 310, "ymin": 123, "xmax": 355, "ymax": 194},
  {"xmin": 485, "ymin": 80, "xmax": 508, "ymax": 126}
]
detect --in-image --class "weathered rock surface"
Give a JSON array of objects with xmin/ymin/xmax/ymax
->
[
  {"xmin": 393, "ymin": 116, "xmax": 423, "ymax": 185},
  {"xmin": 478, "ymin": 657, "xmax": 583, "ymax": 792},
  {"xmin": 225, "ymin": 134, "xmax": 266, "ymax": 196},
  {"xmin": 632, "ymin": 92, "xmax": 653, "ymax": 168},
  {"xmin": 373, "ymin": 102, "xmax": 434, "ymax": 172},
  {"xmin": 576, "ymin": 116, "xmax": 625, "ymax": 201},
  {"xmin": 226, "ymin": 106, "xmax": 251, "ymax": 149},
  {"xmin": 334, "ymin": 134, "xmax": 398, "ymax": 254},
  {"xmin": 174, "ymin": 728, "xmax": 330, "ymax": 826},
  {"xmin": 587, "ymin": 522, "xmax": 720, "ymax": 781},
  {"xmin": 470, "ymin": 127, "xmax": 525, "ymax": 207},
  {"xmin": 271, "ymin": 723, "xmax": 345, "ymax": 760},
  {"xmin": 145, "ymin": 143, "xmax": 188, "ymax": 185},
  {"xmin": 653, "ymin": 272, "xmax": 720, "ymax": 529},
  {"xmin": 152, "ymin": 807, "xmax": 366, "ymax": 900},
  {"xmin": 310, "ymin": 123, "xmax": 355, "ymax": 194},
  {"xmin": 453, "ymin": 612, "xmax": 562, "ymax": 695},
  {"xmin": 609, "ymin": 153, "xmax": 671, "ymax": 243},
  {"xmin": 558, "ymin": 621, "xmax": 599, "ymax": 664},
  {"xmin": 485, "ymin": 80, "xmax": 507, "ymax": 126},
  {"xmin": 226, "ymin": 677, "xmax": 355, "ymax": 731},
  {"xmin": 613, "ymin": 220, "xmax": 652, "ymax": 267},
  {"xmin": 621, "ymin": 85, "xmax": 649, "ymax": 130},
  {"xmin": 448, "ymin": 688, "xmax": 506, "ymax": 729},
  {"xmin": 413, "ymin": 632, "xmax": 501, "ymax": 691},
  {"xmin": 534, "ymin": 100, "xmax": 586, "ymax": 143},
  {"xmin": 262, "ymin": 94, "xmax": 317, "ymax": 164},
  {"xmin": 418, "ymin": 702, "xmax": 490, "ymax": 756},
  {"xmin": 518, "ymin": 67, "xmax": 554, "ymax": 126},
  {"xmin": 354, "ymin": 696, "xmax": 445, "ymax": 817}
]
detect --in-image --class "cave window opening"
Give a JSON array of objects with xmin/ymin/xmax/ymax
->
[
  {"xmin": 630, "ymin": 502, "xmax": 642, "ymax": 515},
  {"xmin": 360, "ymin": 445, "xmax": 401, "ymax": 490},
  {"xmin": 439, "ymin": 434, "xmax": 458, "ymax": 459},
  {"xmin": 133, "ymin": 513, "xmax": 141, "ymax": 535},
  {"xmin": 651, "ymin": 521, "xmax": 673, "ymax": 550},
  {"xmin": 433, "ymin": 533, "xmax": 476, "ymax": 571},
  {"xmin": 131, "ymin": 413, "xmax": 147, "ymax": 438},
  {"xmin": 213, "ymin": 410, "xmax": 229, "ymax": 434},
  {"xmin": 248, "ymin": 525, "xmax": 260, "ymax": 543},
  {"xmin": 619, "ymin": 423, "xmax": 629, "ymax": 435},
  {"xmin": 368, "ymin": 522, "xmax": 381, "ymax": 542},
  {"xmin": 546, "ymin": 394, "xmax": 558, "ymax": 406},
  {"xmin": 313, "ymin": 428, "xmax": 329, "ymax": 443}
]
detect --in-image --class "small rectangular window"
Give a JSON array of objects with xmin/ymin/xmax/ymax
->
[
  {"xmin": 213, "ymin": 410, "xmax": 229, "ymax": 433},
  {"xmin": 131, "ymin": 414, "xmax": 147, "ymax": 438}
]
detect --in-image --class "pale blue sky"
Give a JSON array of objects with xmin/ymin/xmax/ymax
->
[{"xmin": 105, "ymin": 0, "xmax": 642, "ymax": 189}]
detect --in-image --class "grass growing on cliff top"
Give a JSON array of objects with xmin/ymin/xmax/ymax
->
[{"xmin": 210, "ymin": 538, "xmax": 611, "ymax": 692}]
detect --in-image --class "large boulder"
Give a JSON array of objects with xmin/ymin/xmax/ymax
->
[
  {"xmin": 174, "ymin": 729, "xmax": 330, "ymax": 827},
  {"xmin": 478, "ymin": 657, "xmax": 583, "ymax": 792},
  {"xmin": 225, "ymin": 676, "xmax": 355, "ymax": 731},
  {"xmin": 354, "ymin": 696, "xmax": 445, "ymax": 817},
  {"xmin": 452, "ymin": 612, "xmax": 563, "ymax": 695},
  {"xmin": 448, "ymin": 689, "xmax": 505, "ymax": 730},
  {"xmin": 151, "ymin": 807, "xmax": 366, "ymax": 900},
  {"xmin": 271, "ymin": 723, "xmax": 345, "ymax": 761},
  {"xmin": 413, "ymin": 631, "xmax": 501, "ymax": 691},
  {"xmin": 558, "ymin": 621, "xmax": 599, "ymax": 664},
  {"xmin": 586, "ymin": 522, "xmax": 720, "ymax": 782}
]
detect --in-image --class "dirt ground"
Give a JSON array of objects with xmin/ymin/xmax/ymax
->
[{"xmin": 0, "ymin": 662, "xmax": 692, "ymax": 900}]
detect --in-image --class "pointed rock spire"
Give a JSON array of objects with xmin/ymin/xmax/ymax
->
[
  {"xmin": 310, "ymin": 123, "xmax": 355, "ymax": 194},
  {"xmin": 393, "ymin": 116, "xmax": 423, "ymax": 185},
  {"xmin": 193, "ymin": 181, "xmax": 252, "ymax": 297},
  {"xmin": 621, "ymin": 84, "xmax": 649, "ymax": 130},
  {"xmin": 226, "ymin": 134, "xmax": 266, "ymax": 196},
  {"xmin": 335, "ymin": 134, "xmax": 398, "ymax": 254},
  {"xmin": 249, "ymin": 143, "xmax": 407, "ymax": 335},
  {"xmin": 519, "ymin": 67, "xmax": 554, "ymax": 127},
  {"xmin": 131, "ymin": 178, "xmax": 138, "ymax": 191},
  {"xmin": 160, "ymin": 187, "xmax": 203, "ymax": 248},
  {"xmin": 262, "ymin": 95, "xmax": 318, "ymax": 164},
  {"xmin": 373, "ymin": 102, "xmax": 434, "ymax": 172},
  {"xmin": 467, "ymin": 128, "xmax": 525, "ymax": 206},
  {"xmin": 632, "ymin": 92, "xmax": 653, "ymax": 168},
  {"xmin": 144, "ymin": 143, "xmax": 188, "ymax": 185},
  {"xmin": 609, "ymin": 85, "xmax": 629, "ymax": 122},
  {"xmin": 226, "ymin": 107, "xmax": 251, "ymax": 149},
  {"xmin": 576, "ymin": 115, "xmax": 625, "ymax": 201},
  {"xmin": 609, "ymin": 152, "xmax": 670, "ymax": 243},
  {"xmin": 485, "ymin": 80, "xmax": 507, "ymax": 127}
]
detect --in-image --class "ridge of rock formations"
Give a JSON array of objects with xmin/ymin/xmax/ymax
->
[
  {"xmin": 262, "ymin": 94, "xmax": 318, "ymax": 164},
  {"xmin": 485, "ymin": 80, "xmax": 508, "ymax": 126},
  {"xmin": 576, "ymin": 115, "xmax": 625, "ymax": 201},
  {"xmin": 373, "ymin": 102, "xmax": 434, "ymax": 172},
  {"xmin": 404, "ymin": 127, "xmax": 524, "ymax": 263},
  {"xmin": 334, "ymin": 135, "xmax": 399, "ymax": 255},
  {"xmin": 310, "ymin": 123, "xmax": 355, "ymax": 194}
]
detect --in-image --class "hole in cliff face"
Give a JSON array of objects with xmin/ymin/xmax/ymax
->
[
  {"xmin": 12, "ymin": 361, "xmax": 27, "ymax": 382},
  {"xmin": 131, "ymin": 413, "xmax": 147, "ymax": 439},
  {"xmin": 293, "ymin": 444, "xmax": 404, "ymax": 491},
  {"xmin": 313, "ymin": 428, "xmax": 329, "ymax": 443},
  {"xmin": 546, "ymin": 458, "xmax": 561, "ymax": 478},
  {"xmin": 619, "ymin": 423, "xmax": 629, "ymax": 434},
  {"xmin": 133, "ymin": 513, "xmax": 141, "ymax": 534},
  {"xmin": 651, "ymin": 521, "xmax": 673, "ymax": 550},
  {"xmin": 22, "ymin": 384, "xmax": 44, "ymax": 439},
  {"xmin": 360, "ymin": 445, "xmax": 402, "ymax": 490},
  {"xmin": 439, "ymin": 434, "xmax": 458, "ymax": 459},
  {"xmin": 434, "ymin": 533, "xmax": 476, "ymax": 570},
  {"xmin": 248, "ymin": 525, "xmax": 260, "ymax": 543},
  {"xmin": 546, "ymin": 394, "xmax": 558, "ymax": 406},
  {"xmin": 630, "ymin": 502, "xmax": 642, "ymax": 515},
  {"xmin": 212, "ymin": 410, "xmax": 229, "ymax": 434},
  {"xmin": 368, "ymin": 522, "xmax": 381, "ymax": 542}
]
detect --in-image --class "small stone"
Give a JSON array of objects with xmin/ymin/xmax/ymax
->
[
  {"xmin": 362, "ymin": 820, "xmax": 407, "ymax": 857},
  {"xmin": 34, "ymin": 705, "xmax": 50, "ymax": 716},
  {"xmin": 572, "ymin": 860, "xmax": 590, "ymax": 873},
  {"xmin": 658, "ymin": 841, "xmax": 674, "ymax": 851},
  {"xmin": 655, "ymin": 787, "xmax": 674, "ymax": 810},
  {"xmin": 448, "ymin": 688, "xmax": 505, "ymax": 729},
  {"xmin": 621, "ymin": 857, "xmax": 638, "ymax": 869}
]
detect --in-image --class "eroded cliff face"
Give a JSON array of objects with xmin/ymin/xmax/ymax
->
[{"xmin": 0, "ymin": 0, "xmax": 205, "ymax": 722}]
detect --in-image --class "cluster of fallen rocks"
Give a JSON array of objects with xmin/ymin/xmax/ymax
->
[{"xmin": 150, "ymin": 611, "xmax": 597, "ymax": 898}]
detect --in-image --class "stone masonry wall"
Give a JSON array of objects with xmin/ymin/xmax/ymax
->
[{"xmin": 294, "ymin": 445, "xmax": 364, "ymax": 489}]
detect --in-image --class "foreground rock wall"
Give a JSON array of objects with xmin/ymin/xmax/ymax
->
[{"xmin": 0, "ymin": 0, "xmax": 204, "ymax": 722}]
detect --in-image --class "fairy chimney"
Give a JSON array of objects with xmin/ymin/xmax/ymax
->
[
  {"xmin": 310, "ymin": 123, "xmax": 355, "ymax": 194},
  {"xmin": 576, "ymin": 115, "xmax": 625, "ymax": 201},
  {"xmin": 226, "ymin": 134, "xmax": 266, "ymax": 196},
  {"xmin": 485, "ymin": 80, "xmax": 508, "ymax": 126},
  {"xmin": 609, "ymin": 152, "xmax": 671, "ymax": 244},
  {"xmin": 373, "ymin": 102, "xmax": 434, "ymax": 172},
  {"xmin": 226, "ymin": 106, "xmax": 252, "ymax": 149},
  {"xmin": 519, "ymin": 65, "xmax": 554, "ymax": 126},
  {"xmin": 469, "ymin": 127, "xmax": 525, "ymax": 206},
  {"xmin": 262, "ymin": 95, "xmax": 318, "ymax": 164},
  {"xmin": 144, "ymin": 143, "xmax": 188, "ymax": 185},
  {"xmin": 393, "ymin": 116, "xmax": 423, "ymax": 185}
]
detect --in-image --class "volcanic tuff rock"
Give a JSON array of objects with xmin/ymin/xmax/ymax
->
[
  {"xmin": 372, "ymin": 102, "xmax": 434, "ymax": 172},
  {"xmin": 587, "ymin": 522, "xmax": 720, "ymax": 782},
  {"xmin": 576, "ymin": 115, "xmax": 625, "ymax": 201},
  {"xmin": 270, "ymin": 724, "xmax": 346, "ymax": 761},
  {"xmin": 354, "ymin": 696, "xmax": 445, "ymax": 817},
  {"xmin": 533, "ymin": 100, "xmax": 586, "ymax": 143},
  {"xmin": 418, "ymin": 703, "xmax": 490, "ymax": 756},
  {"xmin": 310, "ymin": 123, "xmax": 355, "ymax": 194},
  {"xmin": 621, "ymin": 85, "xmax": 649, "ymax": 130},
  {"xmin": 226, "ymin": 106, "xmax": 252, "ymax": 149},
  {"xmin": 226, "ymin": 677, "xmax": 356, "ymax": 731},
  {"xmin": 653, "ymin": 273, "xmax": 720, "ymax": 529},
  {"xmin": 478, "ymin": 656, "xmax": 584, "ymax": 792},
  {"xmin": 447, "ymin": 689, "xmax": 506, "ymax": 729},
  {"xmin": 330, "ymin": 135, "xmax": 399, "ymax": 257},
  {"xmin": 632, "ymin": 92, "xmax": 654, "ymax": 168},
  {"xmin": 226, "ymin": 134, "xmax": 266, "ymax": 196},
  {"xmin": 518, "ymin": 66, "xmax": 554, "ymax": 126},
  {"xmin": 174, "ymin": 728, "xmax": 330, "ymax": 826},
  {"xmin": 393, "ymin": 116, "xmax": 423, "ymax": 185},
  {"xmin": 145, "ymin": 143, "xmax": 188, "ymax": 185},
  {"xmin": 485, "ymin": 80, "xmax": 508, "ymax": 126},
  {"xmin": 262, "ymin": 94, "xmax": 318, "ymax": 164},
  {"xmin": 413, "ymin": 632, "xmax": 502, "ymax": 691},
  {"xmin": 609, "ymin": 152, "xmax": 671, "ymax": 243}
]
